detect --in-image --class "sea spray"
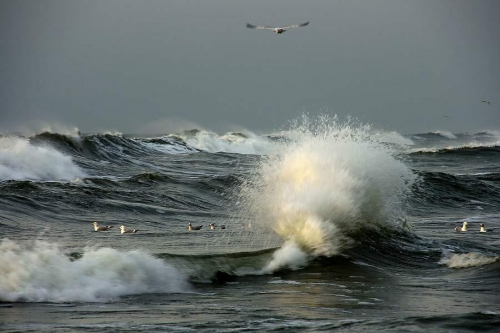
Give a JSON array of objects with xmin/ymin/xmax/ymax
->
[
  {"xmin": 241, "ymin": 116, "xmax": 416, "ymax": 272},
  {"xmin": 0, "ymin": 239, "xmax": 190, "ymax": 302}
]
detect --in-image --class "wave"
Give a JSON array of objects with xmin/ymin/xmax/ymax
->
[
  {"xmin": 173, "ymin": 129, "xmax": 276, "ymax": 155},
  {"xmin": 0, "ymin": 136, "xmax": 86, "ymax": 181},
  {"xmin": 0, "ymin": 239, "xmax": 190, "ymax": 302},
  {"xmin": 407, "ymin": 171, "xmax": 500, "ymax": 213},
  {"xmin": 409, "ymin": 142, "xmax": 500, "ymax": 155},
  {"xmin": 439, "ymin": 251, "xmax": 499, "ymax": 268},
  {"xmin": 9, "ymin": 129, "xmax": 275, "ymax": 162},
  {"xmin": 238, "ymin": 117, "xmax": 417, "ymax": 272},
  {"xmin": 410, "ymin": 130, "xmax": 500, "ymax": 141},
  {"xmin": 27, "ymin": 131, "xmax": 196, "ymax": 159},
  {"xmin": 140, "ymin": 136, "xmax": 199, "ymax": 154},
  {"xmin": 408, "ymin": 131, "xmax": 500, "ymax": 152}
]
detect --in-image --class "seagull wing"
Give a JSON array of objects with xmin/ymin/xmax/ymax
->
[
  {"xmin": 246, "ymin": 23, "xmax": 276, "ymax": 30},
  {"xmin": 282, "ymin": 21, "xmax": 310, "ymax": 29}
]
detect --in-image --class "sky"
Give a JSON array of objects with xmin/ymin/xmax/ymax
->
[{"xmin": 1, "ymin": 0, "xmax": 499, "ymax": 135}]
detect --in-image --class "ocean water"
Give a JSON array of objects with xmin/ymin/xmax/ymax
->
[{"xmin": 1, "ymin": 118, "xmax": 500, "ymax": 332}]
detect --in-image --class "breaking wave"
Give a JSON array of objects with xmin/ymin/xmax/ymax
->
[
  {"xmin": 240, "ymin": 117, "xmax": 416, "ymax": 272},
  {"xmin": 0, "ymin": 137, "xmax": 86, "ymax": 181},
  {"xmin": 0, "ymin": 239, "xmax": 190, "ymax": 302},
  {"xmin": 173, "ymin": 129, "xmax": 276, "ymax": 155}
]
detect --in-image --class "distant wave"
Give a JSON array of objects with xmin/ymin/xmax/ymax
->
[
  {"xmin": 173, "ymin": 129, "xmax": 276, "ymax": 155},
  {"xmin": 430, "ymin": 131, "xmax": 456, "ymax": 139},
  {"xmin": 409, "ymin": 143, "xmax": 500, "ymax": 155},
  {"xmin": 5, "ymin": 129, "xmax": 276, "ymax": 159},
  {"xmin": 411, "ymin": 131, "xmax": 498, "ymax": 140},
  {"xmin": 409, "ymin": 131, "xmax": 500, "ymax": 148},
  {"xmin": 0, "ymin": 239, "xmax": 190, "ymax": 302},
  {"xmin": 140, "ymin": 136, "xmax": 199, "ymax": 154}
]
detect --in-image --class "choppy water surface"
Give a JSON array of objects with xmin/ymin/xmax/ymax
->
[{"xmin": 1, "ymin": 121, "xmax": 500, "ymax": 332}]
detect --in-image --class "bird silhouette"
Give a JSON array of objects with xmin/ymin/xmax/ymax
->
[{"xmin": 246, "ymin": 21, "xmax": 309, "ymax": 35}]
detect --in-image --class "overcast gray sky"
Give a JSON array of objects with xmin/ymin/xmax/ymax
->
[{"xmin": 1, "ymin": 0, "xmax": 499, "ymax": 135}]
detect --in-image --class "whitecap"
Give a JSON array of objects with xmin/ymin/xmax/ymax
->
[{"xmin": 0, "ymin": 239, "xmax": 190, "ymax": 302}]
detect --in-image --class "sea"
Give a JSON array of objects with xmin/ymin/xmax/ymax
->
[{"xmin": 1, "ymin": 117, "xmax": 499, "ymax": 332}]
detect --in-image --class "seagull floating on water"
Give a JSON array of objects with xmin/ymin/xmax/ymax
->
[
  {"xmin": 120, "ymin": 225, "xmax": 139, "ymax": 234},
  {"xmin": 479, "ymin": 223, "xmax": 499, "ymax": 232},
  {"xmin": 246, "ymin": 21, "xmax": 309, "ymax": 35},
  {"xmin": 454, "ymin": 221, "xmax": 467, "ymax": 232},
  {"xmin": 209, "ymin": 223, "xmax": 226, "ymax": 230},
  {"xmin": 188, "ymin": 223, "xmax": 202, "ymax": 231},
  {"xmin": 92, "ymin": 222, "xmax": 114, "ymax": 232}
]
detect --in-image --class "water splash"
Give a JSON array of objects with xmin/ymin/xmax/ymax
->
[{"xmin": 240, "ymin": 116, "xmax": 416, "ymax": 272}]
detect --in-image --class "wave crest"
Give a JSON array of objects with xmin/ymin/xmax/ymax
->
[
  {"xmin": 0, "ymin": 137, "xmax": 86, "ymax": 181},
  {"xmin": 175, "ymin": 129, "xmax": 275, "ymax": 154}
]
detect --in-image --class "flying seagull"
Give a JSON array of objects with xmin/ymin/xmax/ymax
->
[
  {"xmin": 481, "ymin": 100, "xmax": 491, "ymax": 105},
  {"xmin": 246, "ymin": 21, "xmax": 309, "ymax": 35}
]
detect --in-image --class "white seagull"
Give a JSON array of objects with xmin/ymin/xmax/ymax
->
[
  {"xmin": 454, "ymin": 221, "xmax": 468, "ymax": 232},
  {"xmin": 246, "ymin": 21, "xmax": 309, "ymax": 35},
  {"xmin": 92, "ymin": 222, "xmax": 114, "ymax": 232},
  {"xmin": 120, "ymin": 225, "xmax": 139, "ymax": 234}
]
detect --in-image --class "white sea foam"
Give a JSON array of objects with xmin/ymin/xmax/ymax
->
[
  {"xmin": 0, "ymin": 239, "xmax": 190, "ymax": 302},
  {"xmin": 241, "ymin": 116, "xmax": 415, "ymax": 272},
  {"xmin": 177, "ymin": 130, "xmax": 276, "ymax": 155},
  {"xmin": 0, "ymin": 137, "xmax": 86, "ymax": 181},
  {"xmin": 261, "ymin": 242, "xmax": 310, "ymax": 273},
  {"xmin": 439, "ymin": 251, "xmax": 499, "ymax": 268}
]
